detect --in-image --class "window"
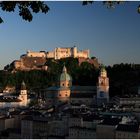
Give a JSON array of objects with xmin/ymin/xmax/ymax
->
[{"xmin": 100, "ymin": 91, "xmax": 104, "ymax": 97}]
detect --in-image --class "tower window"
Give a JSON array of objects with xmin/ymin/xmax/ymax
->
[
  {"xmin": 63, "ymin": 84, "xmax": 64, "ymax": 86},
  {"xmin": 100, "ymin": 91, "xmax": 104, "ymax": 97}
]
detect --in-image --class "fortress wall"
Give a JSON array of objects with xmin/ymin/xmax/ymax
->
[{"xmin": 27, "ymin": 51, "xmax": 46, "ymax": 57}]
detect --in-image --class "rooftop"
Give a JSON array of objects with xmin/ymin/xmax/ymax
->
[
  {"xmin": 116, "ymin": 124, "xmax": 139, "ymax": 132},
  {"xmin": 22, "ymin": 116, "xmax": 48, "ymax": 122},
  {"xmin": 100, "ymin": 118, "xmax": 121, "ymax": 126}
]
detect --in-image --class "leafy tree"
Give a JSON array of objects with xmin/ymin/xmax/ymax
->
[
  {"xmin": 0, "ymin": 1, "xmax": 49, "ymax": 23},
  {"xmin": 0, "ymin": 1, "xmax": 140, "ymax": 24}
]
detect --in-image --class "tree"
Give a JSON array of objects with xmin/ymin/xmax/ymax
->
[
  {"xmin": 0, "ymin": 1, "xmax": 140, "ymax": 24},
  {"xmin": 0, "ymin": 1, "xmax": 49, "ymax": 23}
]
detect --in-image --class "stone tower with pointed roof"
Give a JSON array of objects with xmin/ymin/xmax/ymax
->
[
  {"xmin": 18, "ymin": 81, "xmax": 28, "ymax": 106},
  {"xmin": 57, "ymin": 65, "xmax": 72, "ymax": 104},
  {"xmin": 97, "ymin": 65, "xmax": 109, "ymax": 105}
]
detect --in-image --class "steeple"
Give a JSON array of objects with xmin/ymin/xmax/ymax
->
[
  {"xmin": 21, "ymin": 81, "xmax": 26, "ymax": 90},
  {"xmin": 62, "ymin": 64, "xmax": 67, "ymax": 73}
]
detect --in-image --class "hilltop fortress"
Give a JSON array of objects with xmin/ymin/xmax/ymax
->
[
  {"xmin": 5, "ymin": 46, "xmax": 99, "ymax": 71},
  {"xmin": 27, "ymin": 46, "xmax": 90, "ymax": 59}
]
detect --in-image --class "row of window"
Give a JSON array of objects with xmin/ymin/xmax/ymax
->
[
  {"xmin": 116, "ymin": 133, "xmax": 137, "ymax": 138},
  {"xmin": 62, "ymin": 83, "xmax": 70, "ymax": 86},
  {"xmin": 59, "ymin": 94, "xmax": 68, "ymax": 97}
]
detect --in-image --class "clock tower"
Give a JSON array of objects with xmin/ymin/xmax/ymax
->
[{"xmin": 97, "ymin": 65, "xmax": 109, "ymax": 105}]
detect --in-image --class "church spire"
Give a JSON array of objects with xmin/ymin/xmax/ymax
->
[
  {"xmin": 21, "ymin": 81, "xmax": 26, "ymax": 90},
  {"xmin": 62, "ymin": 63, "xmax": 67, "ymax": 73}
]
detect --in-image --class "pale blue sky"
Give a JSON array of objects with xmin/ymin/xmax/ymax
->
[{"xmin": 0, "ymin": 1, "xmax": 140, "ymax": 70}]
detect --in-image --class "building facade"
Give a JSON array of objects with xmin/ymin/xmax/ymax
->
[
  {"xmin": 46, "ymin": 46, "xmax": 89, "ymax": 59},
  {"xmin": 115, "ymin": 123, "xmax": 140, "ymax": 139},
  {"xmin": 97, "ymin": 65, "xmax": 109, "ymax": 105},
  {"xmin": 24, "ymin": 46, "xmax": 89, "ymax": 60}
]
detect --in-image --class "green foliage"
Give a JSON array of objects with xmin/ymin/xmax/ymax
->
[
  {"xmin": 0, "ymin": 1, "xmax": 49, "ymax": 23},
  {"xmin": 29, "ymin": 99, "xmax": 38, "ymax": 107},
  {"xmin": 0, "ymin": 58, "xmax": 99, "ymax": 90},
  {"xmin": 82, "ymin": 1, "xmax": 93, "ymax": 6},
  {"xmin": 138, "ymin": 5, "xmax": 140, "ymax": 13},
  {"xmin": 103, "ymin": 1, "xmax": 124, "ymax": 9},
  {"xmin": 0, "ymin": 17, "xmax": 3, "ymax": 23},
  {"xmin": 106, "ymin": 63, "xmax": 140, "ymax": 96},
  {"xmin": 0, "ymin": 1, "xmax": 140, "ymax": 24},
  {"xmin": 0, "ymin": 61, "xmax": 140, "ymax": 98}
]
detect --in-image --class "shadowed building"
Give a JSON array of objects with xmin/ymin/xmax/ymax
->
[
  {"xmin": 115, "ymin": 123, "xmax": 140, "ymax": 139},
  {"xmin": 96, "ymin": 117, "xmax": 121, "ymax": 139}
]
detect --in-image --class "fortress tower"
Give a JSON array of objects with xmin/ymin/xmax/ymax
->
[{"xmin": 97, "ymin": 65, "xmax": 109, "ymax": 106}]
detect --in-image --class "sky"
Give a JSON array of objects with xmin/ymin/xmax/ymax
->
[{"xmin": 0, "ymin": 1, "xmax": 140, "ymax": 70}]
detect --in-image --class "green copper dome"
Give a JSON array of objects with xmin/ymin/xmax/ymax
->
[
  {"xmin": 101, "ymin": 67, "xmax": 106, "ymax": 72},
  {"xmin": 60, "ymin": 65, "xmax": 72, "ymax": 81},
  {"xmin": 100, "ymin": 64, "xmax": 106, "ymax": 72}
]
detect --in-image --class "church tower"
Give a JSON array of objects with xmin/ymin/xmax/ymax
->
[
  {"xmin": 97, "ymin": 65, "xmax": 109, "ymax": 106},
  {"xmin": 19, "ymin": 81, "xmax": 28, "ymax": 107},
  {"xmin": 57, "ymin": 65, "xmax": 72, "ymax": 104}
]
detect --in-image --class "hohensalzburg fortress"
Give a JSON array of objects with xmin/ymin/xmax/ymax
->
[
  {"xmin": 6, "ymin": 46, "xmax": 98, "ymax": 72},
  {"xmin": 27, "ymin": 46, "xmax": 89, "ymax": 59}
]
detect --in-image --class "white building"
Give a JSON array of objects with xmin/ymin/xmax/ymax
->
[
  {"xmin": 0, "ymin": 81, "xmax": 29, "ymax": 108},
  {"xmin": 26, "ymin": 50, "xmax": 46, "ymax": 57}
]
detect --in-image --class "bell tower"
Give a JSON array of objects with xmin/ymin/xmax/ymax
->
[
  {"xmin": 19, "ymin": 81, "xmax": 28, "ymax": 106},
  {"xmin": 97, "ymin": 65, "xmax": 109, "ymax": 105}
]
